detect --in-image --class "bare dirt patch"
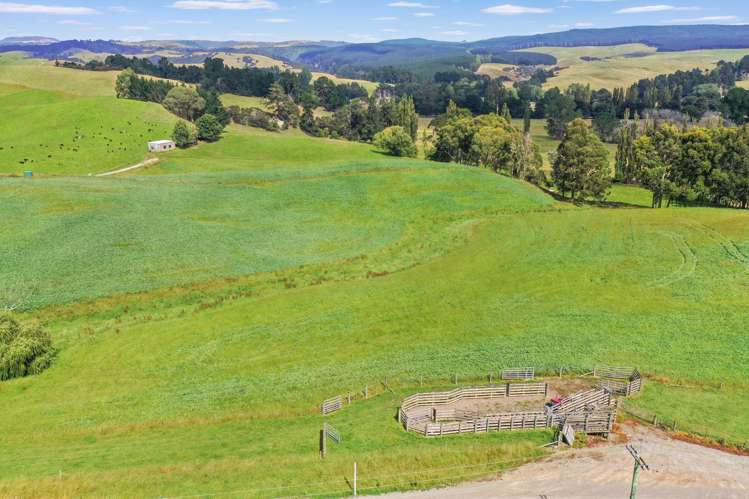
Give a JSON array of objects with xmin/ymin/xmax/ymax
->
[{"xmin": 378, "ymin": 423, "xmax": 749, "ymax": 498}]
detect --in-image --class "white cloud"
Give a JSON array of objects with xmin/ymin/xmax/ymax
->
[
  {"xmin": 0, "ymin": 2, "xmax": 97, "ymax": 14},
  {"xmin": 453, "ymin": 21, "xmax": 484, "ymax": 27},
  {"xmin": 172, "ymin": 0, "xmax": 278, "ymax": 10},
  {"xmin": 262, "ymin": 17, "xmax": 292, "ymax": 23},
  {"xmin": 388, "ymin": 2, "xmax": 438, "ymax": 8},
  {"xmin": 663, "ymin": 15, "xmax": 737, "ymax": 23},
  {"xmin": 413, "ymin": 12, "xmax": 435, "ymax": 17},
  {"xmin": 372, "ymin": 16, "xmax": 398, "ymax": 21},
  {"xmin": 482, "ymin": 4, "xmax": 553, "ymax": 15},
  {"xmin": 58, "ymin": 19, "xmax": 90, "ymax": 25},
  {"xmin": 156, "ymin": 19, "xmax": 212, "ymax": 25},
  {"xmin": 615, "ymin": 4, "xmax": 699, "ymax": 14},
  {"xmin": 108, "ymin": 5, "xmax": 135, "ymax": 13}
]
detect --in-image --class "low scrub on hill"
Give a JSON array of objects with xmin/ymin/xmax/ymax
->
[{"xmin": 0, "ymin": 315, "xmax": 55, "ymax": 381}]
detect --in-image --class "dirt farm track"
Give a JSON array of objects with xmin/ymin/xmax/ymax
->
[{"xmin": 378, "ymin": 424, "xmax": 749, "ymax": 499}]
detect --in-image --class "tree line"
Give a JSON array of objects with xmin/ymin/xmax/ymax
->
[{"xmin": 618, "ymin": 119, "xmax": 749, "ymax": 208}]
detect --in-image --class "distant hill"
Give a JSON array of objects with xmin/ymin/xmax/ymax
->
[
  {"xmin": 0, "ymin": 36, "xmax": 58, "ymax": 46},
  {"xmin": 471, "ymin": 25, "xmax": 749, "ymax": 53},
  {"xmin": 3, "ymin": 25, "xmax": 749, "ymax": 80},
  {"xmin": 296, "ymin": 25, "xmax": 749, "ymax": 74},
  {"xmin": 0, "ymin": 39, "xmax": 139, "ymax": 57}
]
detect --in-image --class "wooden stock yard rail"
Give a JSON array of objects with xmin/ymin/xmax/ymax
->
[
  {"xmin": 502, "ymin": 367, "xmax": 535, "ymax": 380},
  {"xmin": 400, "ymin": 379, "xmax": 630, "ymax": 438},
  {"xmin": 594, "ymin": 366, "xmax": 644, "ymax": 397},
  {"xmin": 399, "ymin": 383, "xmax": 550, "ymax": 436},
  {"xmin": 321, "ymin": 395, "xmax": 343, "ymax": 415}
]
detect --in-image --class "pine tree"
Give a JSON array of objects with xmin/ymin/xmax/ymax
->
[
  {"xmin": 501, "ymin": 103, "xmax": 512, "ymax": 123},
  {"xmin": 523, "ymin": 105, "xmax": 532, "ymax": 135}
]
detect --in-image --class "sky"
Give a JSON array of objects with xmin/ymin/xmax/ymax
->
[{"xmin": 0, "ymin": 0, "xmax": 746, "ymax": 43}]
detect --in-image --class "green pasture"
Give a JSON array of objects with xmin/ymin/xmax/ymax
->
[
  {"xmin": 0, "ymin": 54, "xmax": 176, "ymax": 176},
  {"xmin": 511, "ymin": 118, "xmax": 617, "ymax": 170},
  {"xmin": 519, "ymin": 45, "xmax": 749, "ymax": 90},
  {"xmin": 220, "ymin": 93, "xmax": 269, "ymax": 110},
  {"xmin": 1, "ymin": 52, "xmax": 749, "ymax": 497},
  {"xmin": 2, "ymin": 161, "xmax": 748, "ymax": 495}
]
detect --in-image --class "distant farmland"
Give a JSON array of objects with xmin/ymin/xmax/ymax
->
[{"xmin": 517, "ymin": 45, "xmax": 749, "ymax": 90}]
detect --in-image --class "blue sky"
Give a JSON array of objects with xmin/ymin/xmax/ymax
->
[{"xmin": 0, "ymin": 0, "xmax": 746, "ymax": 43}]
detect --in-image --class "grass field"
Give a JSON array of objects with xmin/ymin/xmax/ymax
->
[
  {"xmin": 0, "ymin": 54, "xmax": 177, "ymax": 176},
  {"xmin": 518, "ymin": 45, "xmax": 749, "ymax": 90},
  {"xmin": 220, "ymin": 93, "xmax": 269, "ymax": 110},
  {"xmin": 1, "ymin": 54, "xmax": 748, "ymax": 497},
  {"xmin": 511, "ymin": 118, "xmax": 617, "ymax": 170}
]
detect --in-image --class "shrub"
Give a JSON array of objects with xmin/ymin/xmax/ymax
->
[
  {"xmin": 172, "ymin": 120, "xmax": 196, "ymax": 148},
  {"xmin": 0, "ymin": 315, "xmax": 56, "ymax": 381},
  {"xmin": 196, "ymin": 113, "xmax": 224, "ymax": 142},
  {"xmin": 373, "ymin": 126, "xmax": 417, "ymax": 158},
  {"xmin": 163, "ymin": 86, "xmax": 205, "ymax": 121},
  {"xmin": 227, "ymin": 106, "xmax": 279, "ymax": 132}
]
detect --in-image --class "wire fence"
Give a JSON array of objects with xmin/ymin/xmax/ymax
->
[{"xmin": 620, "ymin": 400, "xmax": 749, "ymax": 452}]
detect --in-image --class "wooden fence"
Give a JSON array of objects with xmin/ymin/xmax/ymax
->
[
  {"xmin": 555, "ymin": 401, "xmax": 618, "ymax": 435},
  {"xmin": 321, "ymin": 395, "xmax": 343, "ymax": 415},
  {"xmin": 502, "ymin": 367, "xmax": 535, "ymax": 380},
  {"xmin": 400, "ymin": 382, "xmax": 547, "ymax": 422},
  {"xmin": 420, "ymin": 412, "xmax": 551, "ymax": 437},
  {"xmin": 594, "ymin": 366, "xmax": 644, "ymax": 397},
  {"xmin": 551, "ymin": 388, "xmax": 611, "ymax": 415}
]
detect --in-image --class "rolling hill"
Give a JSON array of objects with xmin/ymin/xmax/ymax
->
[{"xmin": 0, "ymin": 57, "xmax": 748, "ymax": 497}]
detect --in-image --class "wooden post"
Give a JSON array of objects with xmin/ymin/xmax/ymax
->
[
  {"xmin": 354, "ymin": 462, "xmax": 358, "ymax": 497},
  {"xmin": 559, "ymin": 366, "xmax": 563, "ymax": 378},
  {"xmin": 626, "ymin": 444, "xmax": 649, "ymax": 499},
  {"xmin": 653, "ymin": 415, "xmax": 658, "ymax": 426},
  {"xmin": 320, "ymin": 424, "xmax": 327, "ymax": 459},
  {"xmin": 489, "ymin": 373, "xmax": 493, "ymax": 384},
  {"xmin": 630, "ymin": 459, "xmax": 641, "ymax": 499},
  {"xmin": 348, "ymin": 393, "xmax": 352, "ymax": 404}
]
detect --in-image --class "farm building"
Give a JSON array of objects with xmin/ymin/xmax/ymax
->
[{"xmin": 148, "ymin": 140, "xmax": 176, "ymax": 152}]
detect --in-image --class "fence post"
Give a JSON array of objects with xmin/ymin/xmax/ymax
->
[
  {"xmin": 320, "ymin": 424, "xmax": 327, "ymax": 459},
  {"xmin": 354, "ymin": 462, "xmax": 358, "ymax": 497},
  {"xmin": 559, "ymin": 366, "xmax": 563, "ymax": 378}
]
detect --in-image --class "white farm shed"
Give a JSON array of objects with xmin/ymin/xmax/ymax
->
[{"xmin": 148, "ymin": 140, "xmax": 176, "ymax": 152}]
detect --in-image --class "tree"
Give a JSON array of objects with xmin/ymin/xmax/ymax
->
[
  {"xmin": 522, "ymin": 105, "xmax": 532, "ymax": 134},
  {"xmin": 199, "ymin": 87, "xmax": 230, "ymax": 126},
  {"xmin": 266, "ymin": 82, "xmax": 300, "ymax": 129},
  {"xmin": 115, "ymin": 68, "xmax": 135, "ymax": 99},
  {"xmin": 395, "ymin": 95, "xmax": 419, "ymax": 141},
  {"xmin": 552, "ymin": 118, "xmax": 611, "ymax": 200},
  {"xmin": 543, "ymin": 88, "xmax": 578, "ymax": 140},
  {"xmin": 196, "ymin": 113, "xmax": 224, "ymax": 142},
  {"xmin": 163, "ymin": 86, "xmax": 205, "ymax": 121},
  {"xmin": 373, "ymin": 126, "xmax": 417, "ymax": 157},
  {"xmin": 172, "ymin": 120, "xmax": 196, "ymax": 148},
  {"xmin": 615, "ymin": 110, "xmax": 640, "ymax": 183},
  {"xmin": 0, "ymin": 315, "xmax": 55, "ymax": 381}
]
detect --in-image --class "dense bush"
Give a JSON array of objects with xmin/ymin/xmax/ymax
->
[
  {"xmin": 196, "ymin": 114, "xmax": 224, "ymax": 142},
  {"xmin": 172, "ymin": 120, "xmax": 197, "ymax": 148},
  {"xmin": 0, "ymin": 315, "xmax": 55, "ymax": 381},
  {"xmin": 227, "ymin": 106, "xmax": 279, "ymax": 132},
  {"xmin": 373, "ymin": 126, "xmax": 417, "ymax": 157}
]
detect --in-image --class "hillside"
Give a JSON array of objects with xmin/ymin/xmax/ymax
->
[
  {"xmin": 521, "ymin": 45, "xmax": 749, "ymax": 90},
  {"xmin": 0, "ymin": 58, "xmax": 748, "ymax": 497},
  {"xmin": 0, "ymin": 54, "xmax": 176, "ymax": 175}
]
